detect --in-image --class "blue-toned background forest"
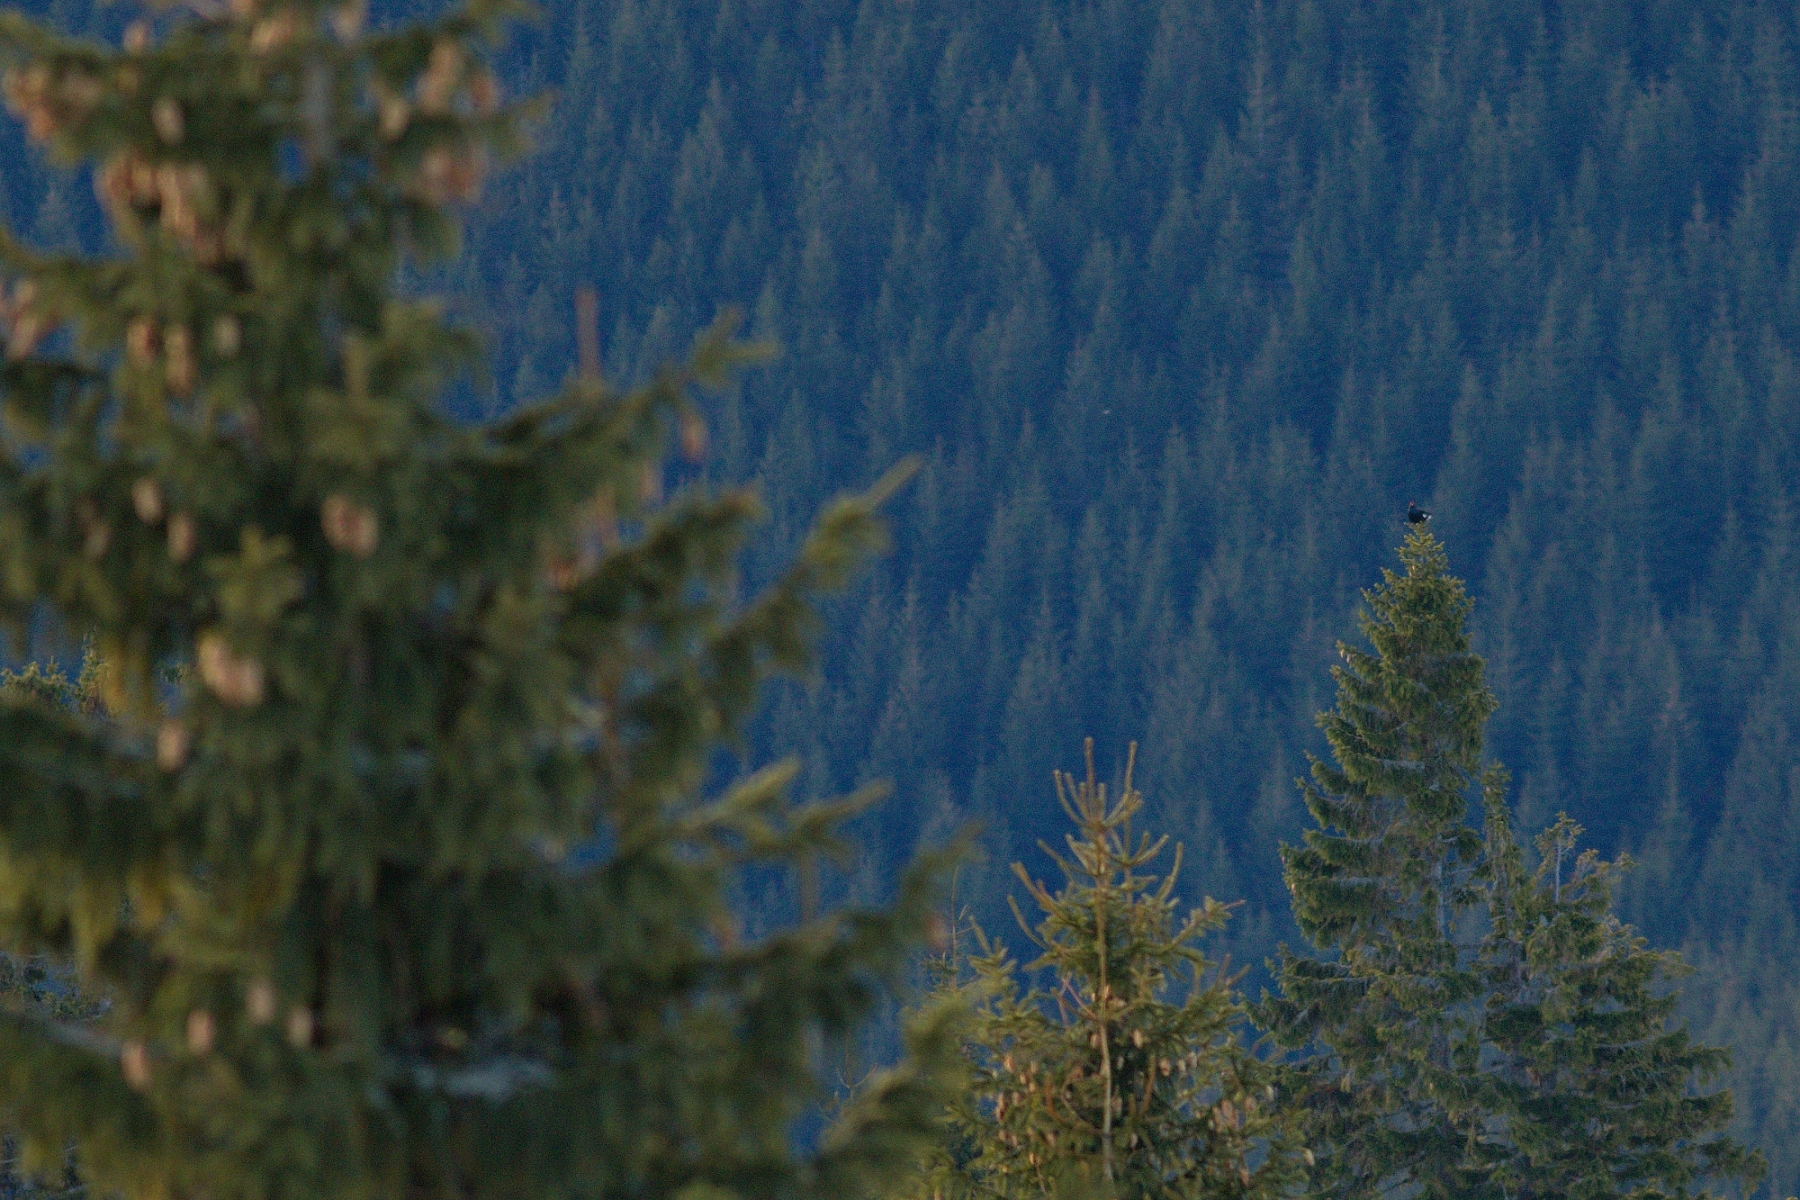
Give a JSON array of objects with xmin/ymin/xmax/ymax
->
[{"xmin": 8, "ymin": 0, "xmax": 1800, "ymax": 1190}]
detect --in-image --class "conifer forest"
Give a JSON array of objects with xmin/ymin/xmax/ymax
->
[{"xmin": 0, "ymin": 0, "xmax": 1796, "ymax": 1196}]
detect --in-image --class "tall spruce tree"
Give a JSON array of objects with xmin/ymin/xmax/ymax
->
[
  {"xmin": 1257, "ymin": 529, "xmax": 1494, "ymax": 1199},
  {"xmin": 1475, "ymin": 808, "xmax": 1765, "ymax": 1200},
  {"xmin": 912, "ymin": 741, "xmax": 1304, "ymax": 1200},
  {"xmin": 1264, "ymin": 531, "xmax": 1766, "ymax": 1200},
  {"xmin": 0, "ymin": 5, "xmax": 957, "ymax": 1200}
]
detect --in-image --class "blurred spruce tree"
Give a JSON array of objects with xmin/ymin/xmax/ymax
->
[
  {"xmin": 911, "ymin": 741, "xmax": 1304, "ymax": 1200},
  {"xmin": 0, "ymin": 652, "xmax": 101, "ymax": 1200},
  {"xmin": 0, "ymin": 5, "xmax": 957, "ymax": 1200}
]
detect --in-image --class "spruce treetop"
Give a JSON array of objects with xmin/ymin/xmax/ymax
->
[
  {"xmin": 1286, "ymin": 527, "xmax": 1493, "ymax": 953},
  {"xmin": 917, "ymin": 741, "xmax": 1304, "ymax": 1200}
]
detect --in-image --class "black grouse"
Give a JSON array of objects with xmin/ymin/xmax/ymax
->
[{"xmin": 1407, "ymin": 502, "xmax": 1431, "ymax": 525}]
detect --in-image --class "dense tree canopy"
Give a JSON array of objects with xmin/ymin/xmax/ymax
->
[{"xmin": 2, "ymin": 0, "xmax": 1800, "ymax": 1190}]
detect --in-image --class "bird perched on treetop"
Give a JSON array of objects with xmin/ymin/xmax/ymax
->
[{"xmin": 1407, "ymin": 502, "xmax": 1431, "ymax": 524}]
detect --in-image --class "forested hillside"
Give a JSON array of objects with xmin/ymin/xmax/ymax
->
[{"xmin": 4, "ymin": 0, "xmax": 1800, "ymax": 1189}]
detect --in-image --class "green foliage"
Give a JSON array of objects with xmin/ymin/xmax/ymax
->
[
  {"xmin": 915, "ymin": 742, "xmax": 1303, "ymax": 1200},
  {"xmin": 0, "ymin": 649, "xmax": 107, "ymax": 1030},
  {"xmin": 0, "ymin": 659, "xmax": 101, "ymax": 1200},
  {"xmin": 1476, "ymin": 810, "xmax": 1765, "ymax": 1200},
  {"xmin": 1260, "ymin": 530, "xmax": 1494, "ymax": 1199},
  {"xmin": 0, "ymin": 5, "xmax": 954, "ymax": 1200},
  {"xmin": 1264, "ymin": 533, "xmax": 1763, "ymax": 1200},
  {"xmin": 0, "ymin": 945, "xmax": 101, "ymax": 1199},
  {"xmin": 0, "ymin": 646, "xmax": 101, "ymax": 717}
]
